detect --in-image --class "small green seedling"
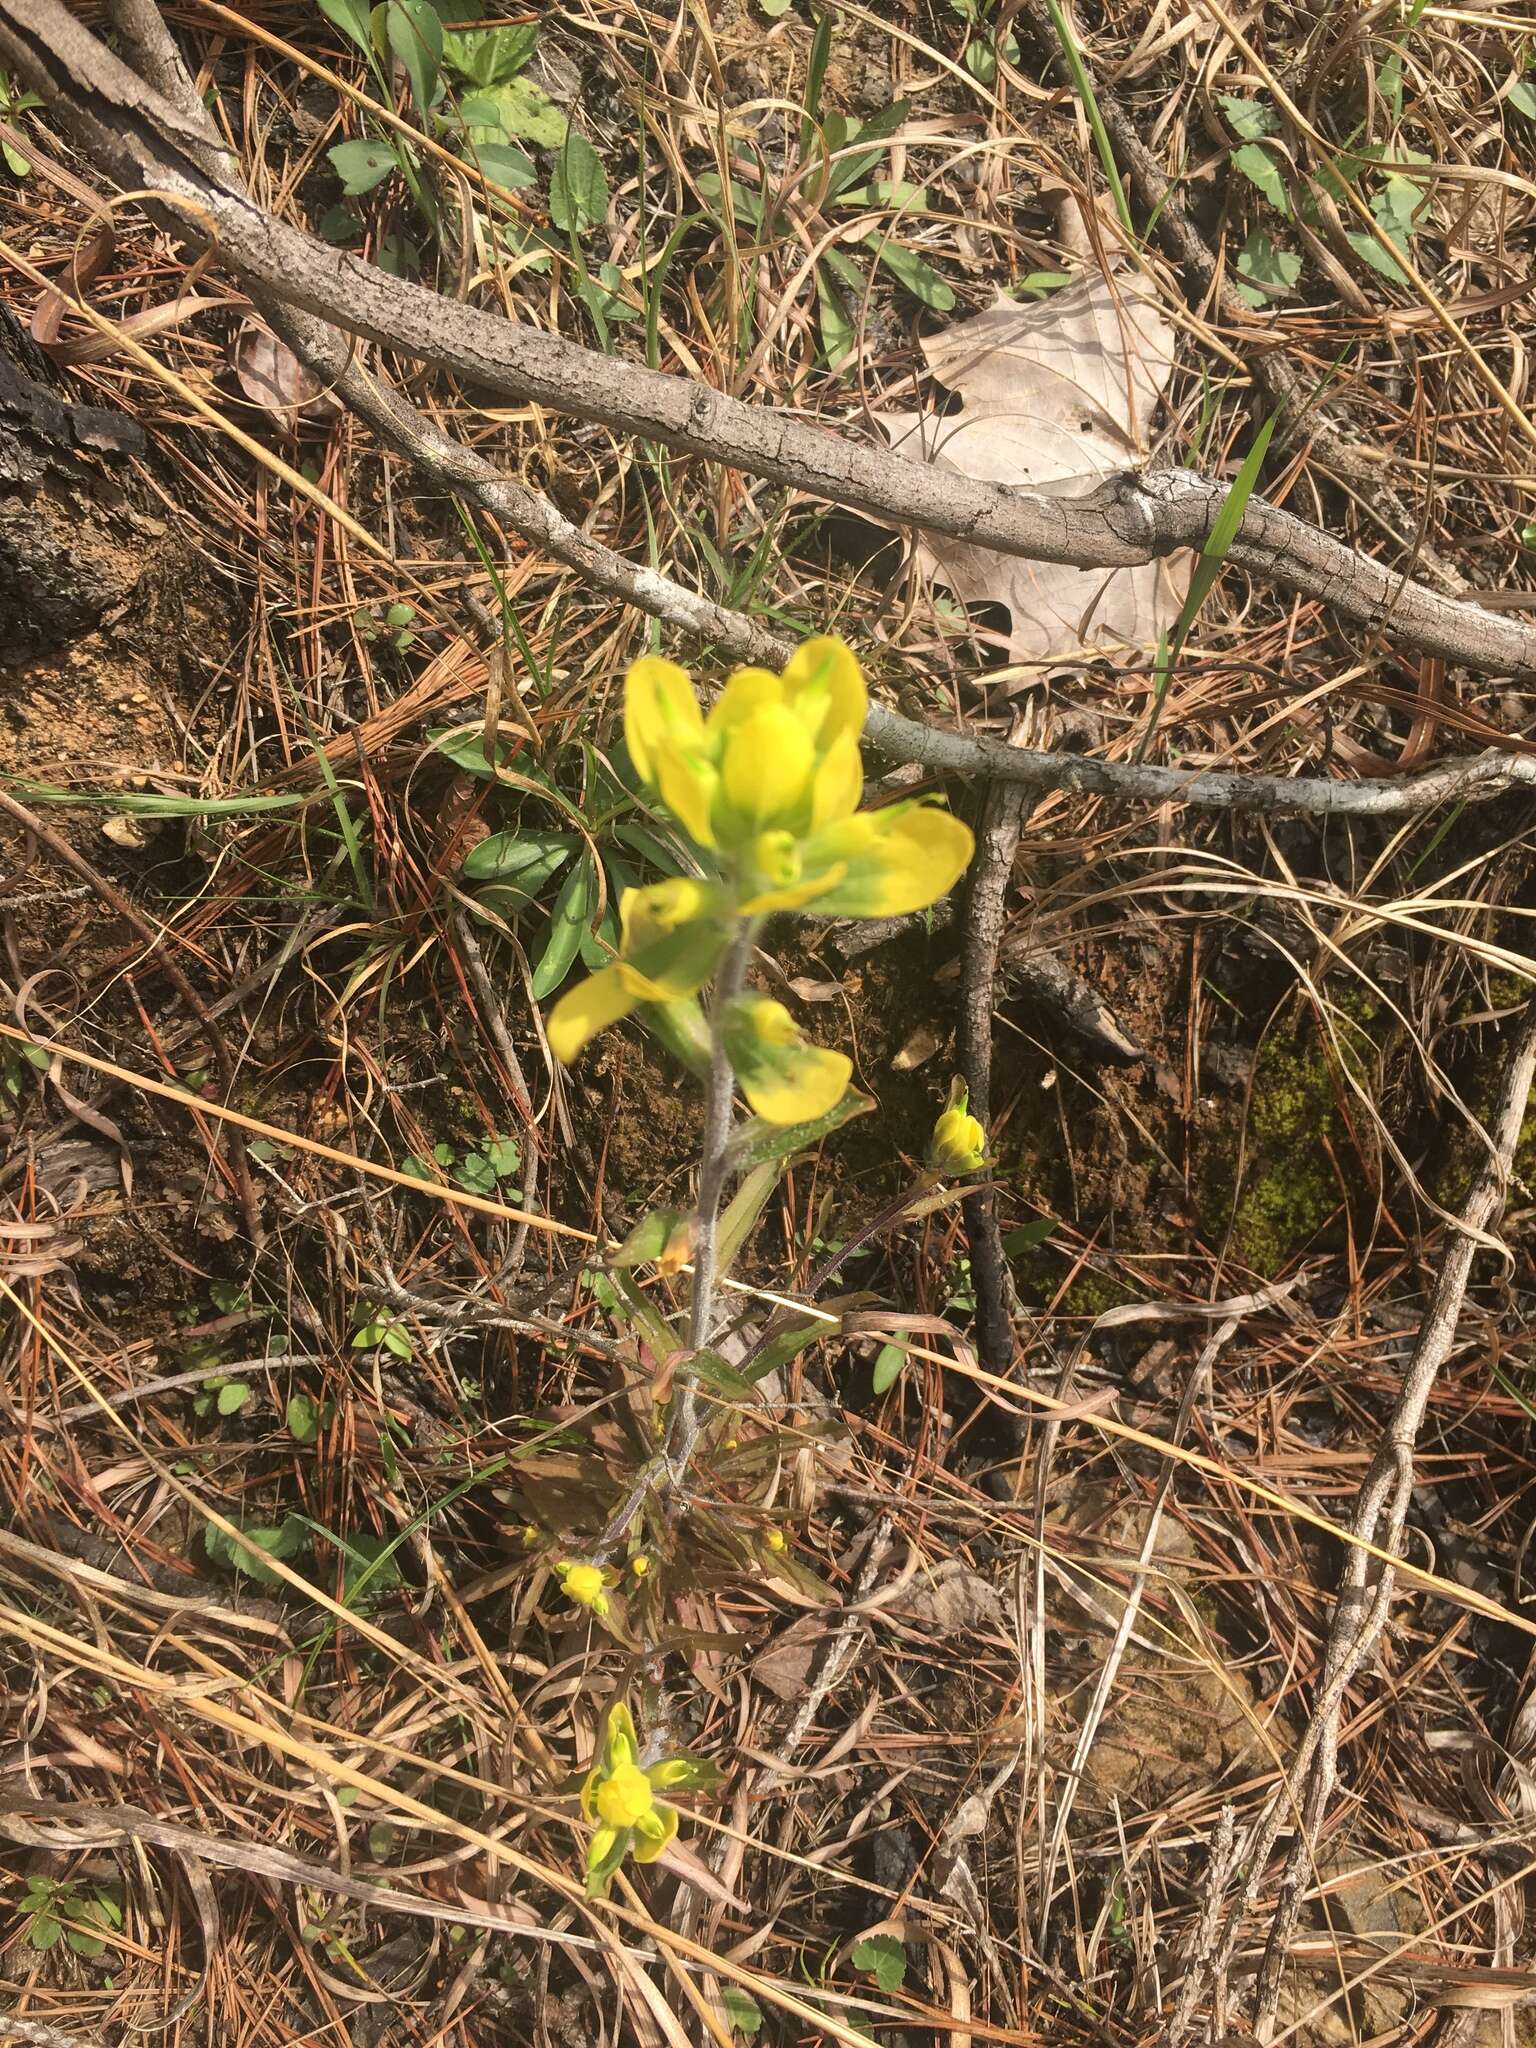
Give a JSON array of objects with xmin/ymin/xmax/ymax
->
[{"xmin": 18, "ymin": 1877, "xmax": 122, "ymax": 1959}]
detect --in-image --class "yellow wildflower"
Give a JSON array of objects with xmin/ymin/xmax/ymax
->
[
  {"xmin": 557, "ymin": 1559, "xmax": 611, "ymax": 1617},
  {"xmin": 549, "ymin": 639, "xmax": 974, "ymax": 1093},
  {"xmin": 580, "ymin": 1700, "xmax": 713, "ymax": 1897}
]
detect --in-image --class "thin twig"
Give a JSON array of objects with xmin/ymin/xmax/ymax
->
[{"xmin": 958, "ymin": 769, "xmax": 1032, "ymax": 1385}]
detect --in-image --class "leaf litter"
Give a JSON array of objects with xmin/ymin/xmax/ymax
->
[{"xmin": 879, "ymin": 266, "xmax": 1191, "ymax": 663}]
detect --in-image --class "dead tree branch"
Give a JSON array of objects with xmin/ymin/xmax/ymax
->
[{"xmin": 6, "ymin": 0, "xmax": 1536, "ymax": 688}]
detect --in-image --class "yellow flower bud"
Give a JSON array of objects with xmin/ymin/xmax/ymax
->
[
  {"xmin": 930, "ymin": 1083, "xmax": 987, "ymax": 1174},
  {"xmin": 594, "ymin": 1761, "xmax": 655, "ymax": 1828},
  {"xmin": 630, "ymin": 1554, "xmax": 650, "ymax": 1578},
  {"xmin": 763, "ymin": 1526, "xmax": 787, "ymax": 1554}
]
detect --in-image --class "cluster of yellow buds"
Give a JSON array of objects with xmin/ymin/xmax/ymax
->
[
  {"xmin": 548, "ymin": 638, "xmax": 973, "ymax": 1124},
  {"xmin": 580, "ymin": 1701, "xmax": 716, "ymax": 1896}
]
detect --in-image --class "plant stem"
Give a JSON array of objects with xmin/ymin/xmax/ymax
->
[{"xmin": 663, "ymin": 921, "xmax": 754, "ymax": 1478}]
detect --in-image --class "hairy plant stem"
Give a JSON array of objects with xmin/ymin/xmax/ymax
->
[{"xmin": 661, "ymin": 924, "xmax": 756, "ymax": 1481}]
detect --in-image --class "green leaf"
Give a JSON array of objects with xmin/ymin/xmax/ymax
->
[
  {"xmin": 872, "ymin": 1342, "xmax": 908, "ymax": 1394},
  {"xmin": 28, "ymin": 1917, "xmax": 62, "ymax": 1952},
  {"xmin": 822, "ymin": 98, "xmax": 910, "ymax": 202},
  {"xmin": 471, "ymin": 76, "xmax": 567, "ymax": 146},
  {"xmin": 721, "ymin": 1987, "xmax": 764, "ymax": 2037},
  {"xmin": 1347, "ymin": 228, "xmax": 1409, "ymax": 281},
  {"xmin": 486, "ymin": 1135, "xmax": 522, "ymax": 1178},
  {"xmin": 386, "ymin": 0, "xmax": 442, "ymax": 114},
  {"xmin": 531, "ymin": 853, "xmax": 595, "ymax": 1000},
  {"xmin": 1509, "ymin": 79, "xmax": 1536, "ymax": 117},
  {"xmin": 731, "ymin": 1088, "xmax": 875, "ymax": 1171},
  {"xmin": 742, "ymin": 1315, "xmax": 827, "ymax": 1384},
  {"xmin": 686, "ymin": 1349, "xmax": 759, "ymax": 1398},
  {"xmin": 549, "ymin": 131, "xmax": 609, "ymax": 234},
  {"xmin": 442, "ymin": 21, "xmax": 538, "ymax": 85},
  {"xmin": 316, "ymin": 0, "xmax": 375, "ymax": 55},
  {"xmin": 216, "ymin": 1380, "xmax": 251, "ymax": 1417},
  {"xmin": 462, "ymin": 827, "xmax": 576, "ymax": 891},
  {"xmin": 430, "ymin": 727, "xmax": 516, "ymax": 776},
  {"xmin": 1001, "ymin": 1218, "xmax": 1056, "ymax": 1255},
  {"xmin": 1230, "ymin": 142, "xmax": 1288, "ymax": 213},
  {"xmin": 328, "ymin": 138, "xmax": 398, "ymax": 194},
  {"xmin": 464, "ymin": 140, "xmax": 537, "ymax": 188},
  {"xmin": 875, "ymin": 241, "xmax": 954, "ymax": 309},
  {"xmin": 1234, "ymin": 228, "xmax": 1301, "ymax": 303},
  {"xmin": 852, "ymin": 1932, "xmax": 908, "ymax": 1993},
  {"xmin": 611, "ymin": 1208, "xmax": 688, "ymax": 1269},
  {"xmin": 1372, "ymin": 173, "xmax": 1425, "ymax": 243},
  {"xmin": 66, "ymin": 1926, "xmax": 106, "ymax": 1959},
  {"xmin": 287, "ymin": 1392, "xmax": 321, "ymax": 1444},
  {"xmin": 205, "ymin": 1518, "xmax": 307, "ymax": 1585},
  {"xmin": 715, "ymin": 1161, "xmax": 780, "ymax": 1279},
  {"xmin": 1218, "ymin": 92, "xmax": 1279, "ymax": 139}
]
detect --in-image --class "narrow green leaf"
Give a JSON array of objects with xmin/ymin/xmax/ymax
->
[
  {"xmin": 1002, "ymin": 1218, "xmax": 1056, "ymax": 1255},
  {"xmin": 872, "ymin": 1341, "xmax": 908, "ymax": 1393},
  {"xmin": 316, "ymin": 0, "xmax": 375, "ymax": 54},
  {"xmin": 462, "ymin": 828, "xmax": 576, "ymax": 888},
  {"xmin": 531, "ymin": 853, "xmax": 595, "ymax": 1000},
  {"xmin": 731, "ymin": 1088, "xmax": 875, "ymax": 1170},
  {"xmin": 875, "ymin": 241, "xmax": 955, "ymax": 309},
  {"xmin": 715, "ymin": 1161, "xmax": 780, "ymax": 1279},
  {"xmin": 1509, "ymin": 79, "xmax": 1536, "ymax": 117},
  {"xmin": 385, "ymin": 0, "xmax": 442, "ymax": 114}
]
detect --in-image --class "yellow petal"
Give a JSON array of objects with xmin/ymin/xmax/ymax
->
[
  {"xmin": 624, "ymin": 656, "xmax": 703, "ymax": 786},
  {"xmin": 709, "ymin": 666, "xmax": 783, "ymax": 735},
  {"xmin": 631, "ymin": 1802, "xmax": 678, "ymax": 1863},
  {"xmin": 548, "ymin": 965, "xmax": 637, "ymax": 1063},
  {"xmin": 740, "ymin": 1044, "xmax": 852, "ymax": 1124},
  {"xmin": 810, "ymin": 729, "xmax": 863, "ymax": 831},
  {"xmin": 654, "ymin": 738, "xmax": 719, "ymax": 848},
  {"xmin": 580, "ymin": 1766, "xmax": 602, "ymax": 1822},
  {"xmin": 738, "ymin": 863, "xmax": 847, "ymax": 916},
  {"xmin": 803, "ymin": 805, "xmax": 975, "ymax": 918},
  {"xmin": 781, "ymin": 636, "xmax": 867, "ymax": 746},
  {"xmin": 604, "ymin": 1700, "xmax": 640, "ymax": 1772},
  {"xmin": 720, "ymin": 704, "xmax": 815, "ymax": 833}
]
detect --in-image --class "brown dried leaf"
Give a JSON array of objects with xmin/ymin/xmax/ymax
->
[
  {"xmin": 879, "ymin": 270, "xmax": 1191, "ymax": 662},
  {"xmin": 898, "ymin": 1560, "xmax": 1008, "ymax": 1636},
  {"xmin": 752, "ymin": 1613, "xmax": 833, "ymax": 1700},
  {"xmin": 232, "ymin": 319, "xmax": 331, "ymax": 427}
]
